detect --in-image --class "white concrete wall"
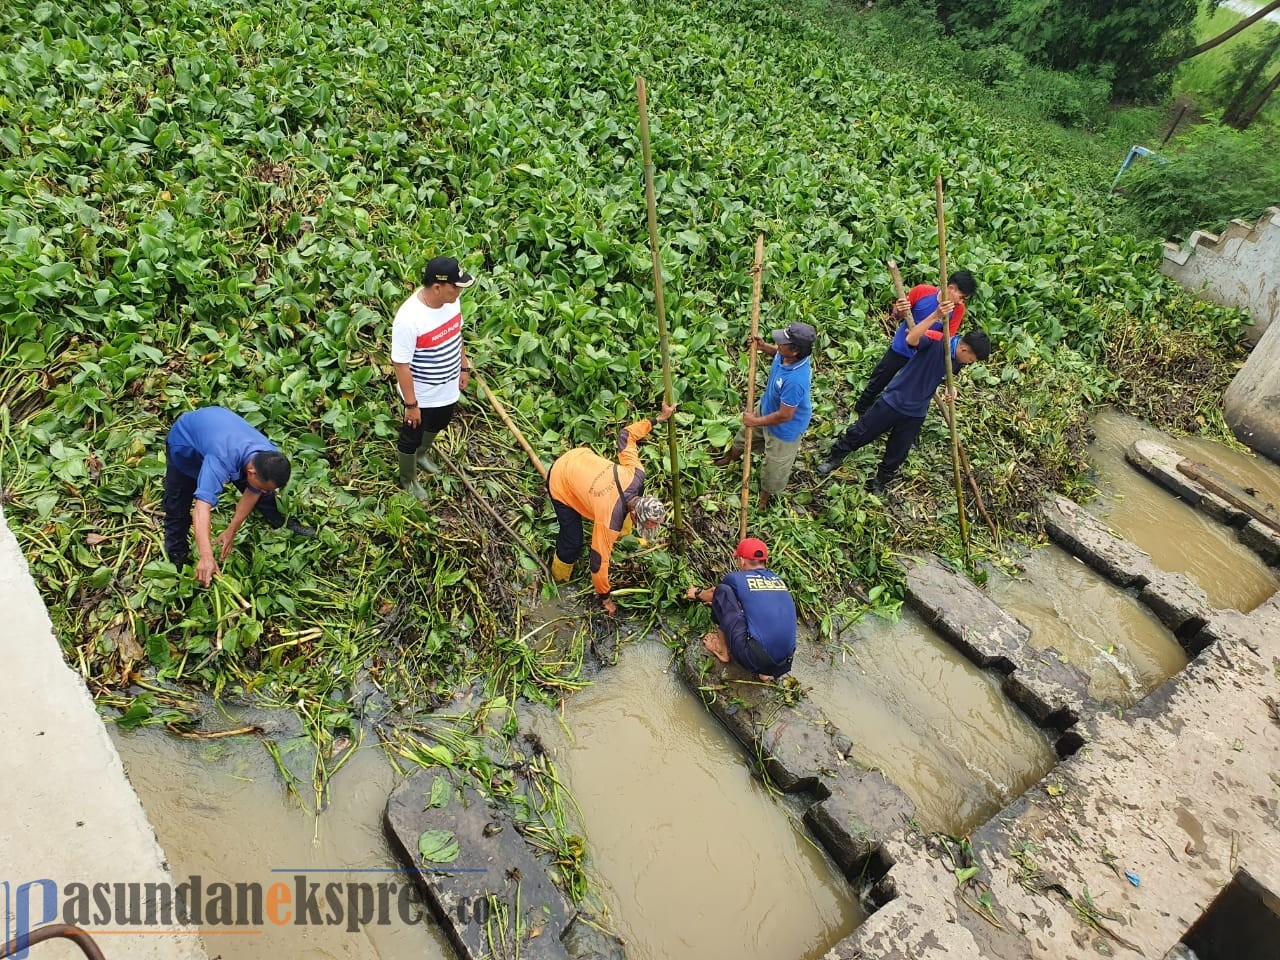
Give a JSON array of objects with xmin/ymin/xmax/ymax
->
[
  {"xmin": 0, "ymin": 506, "xmax": 208, "ymax": 960},
  {"xmin": 1163, "ymin": 206, "xmax": 1280, "ymax": 341}
]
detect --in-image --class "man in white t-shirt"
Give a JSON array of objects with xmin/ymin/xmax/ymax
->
[{"xmin": 390, "ymin": 256, "xmax": 475, "ymax": 498}]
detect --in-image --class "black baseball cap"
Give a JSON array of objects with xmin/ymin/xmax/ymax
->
[
  {"xmin": 422, "ymin": 256, "xmax": 475, "ymax": 288},
  {"xmin": 771, "ymin": 322, "xmax": 817, "ymax": 348}
]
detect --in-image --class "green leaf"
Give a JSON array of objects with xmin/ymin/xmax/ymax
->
[
  {"xmin": 35, "ymin": 262, "xmax": 75, "ymax": 281},
  {"xmin": 418, "ymin": 829, "xmax": 460, "ymax": 864},
  {"xmin": 141, "ymin": 561, "xmax": 181, "ymax": 587},
  {"xmin": 294, "ymin": 433, "xmax": 327, "ymax": 454},
  {"xmin": 954, "ymin": 866, "xmax": 980, "ymax": 885},
  {"xmin": 419, "ymin": 744, "xmax": 453, "ymax": 766},
  {"xmin": 85, "ymin": 566, "xmax": 113, "ymax": 589},
  {"xmin": 146, "ymin": 631, "xmax": 171, "ymax": 668},
  {"xmin": 32, "ymin": 492, "xmax": 59, "ymax": 519},
  {"xmin": 705, "ymin": 422, "xmax": 732, "ymax": 447},
  {"xmin": 117, "ymin": 696, "xmax": 153, "ymax": 730},
  {"xmin": 428, "ymin": 776, "xmax": 451, "ymax": 808}
]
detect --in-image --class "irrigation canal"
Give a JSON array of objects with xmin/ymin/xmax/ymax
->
[{"xmin": 111, "ymin": 409, "xmax": 1280, "ymax": 959}]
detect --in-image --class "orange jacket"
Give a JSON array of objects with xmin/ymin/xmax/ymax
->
[{"xmin": 548, "ymin": 419, "xmax": 653, "ymax": 595}]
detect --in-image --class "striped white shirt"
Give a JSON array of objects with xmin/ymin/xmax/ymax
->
[{"xmin": 390, "ymin": 290, "xmax": 463, "ymax": 408}]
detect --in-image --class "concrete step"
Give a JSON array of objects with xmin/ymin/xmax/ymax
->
[
  {"xmin": 676, "ymin": 638, "xmax": 915, "ymax": 885},
  {"xmin": 383, "ymin": 770, "xmax": 623, "ymax": 960},
  {"xmin": 905, "ymin": 554, "xmax": 1093, "ymax": 741}
]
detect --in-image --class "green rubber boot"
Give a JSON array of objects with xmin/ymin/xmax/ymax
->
[
  {"xmin": 398, "ymin": 451, "xmax": 427, "ymax": 499},
  {"xmin": 415, "ymin": 431, "xmax": 441, "ymax": 474}
]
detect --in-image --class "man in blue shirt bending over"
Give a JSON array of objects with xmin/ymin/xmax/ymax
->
[
  {"xmin": 817, "ymin": 300, "xmax": 991, "ymax": 494},
  {"xmin": 163, "ymin": 407, "xmax": 312, "ymax": 587},
  {"xmin": 684, "ymin": 537, "xmax": 796, "ymax": 681}
]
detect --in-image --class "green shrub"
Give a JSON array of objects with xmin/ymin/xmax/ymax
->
[
  {"xmin": 1116, "ymin": 121, "xmax": 1280, "ymax": 239},
  {"xmin": 957, "ymin": 43, "xmax": 1028, "ymax": 86},
  {"xmin": 1001, "ymin": 64, "xmax": 1114, "ymax": 129}
]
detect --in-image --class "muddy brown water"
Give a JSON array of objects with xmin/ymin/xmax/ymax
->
[
  {"xmin": 110, "ymin": 728, "xmax": 452, "ymax": 960},
  {"xmin": 987, "ymin": 545, "xmax": 1188, "ymax": 706},
  {"xmin": 1088, "ymin": 411, "xmax": 1279, "ymax": 612},
  {"xmin": 529, "ymin": 640, "xmax": 861, "ymax": 960},
  {"xmin": 794, "ymin": 610, "xmax": 1058, "ymax": 837},
  {"xmin": 102, "ymin": 411, "xmax": 1280, "ymax": 960}
]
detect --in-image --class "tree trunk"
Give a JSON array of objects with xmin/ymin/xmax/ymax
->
[
  {"xmin": 1160, "ymin": 0, "xmax": 1280, "ymax": 70},
  {"xmin": 1224, "ymin": 30, "xmax": 1280, "ymax": 125},
  {"xmin": 1232, "ymin": 63, "xmax": 1280, "ymax": 128}
]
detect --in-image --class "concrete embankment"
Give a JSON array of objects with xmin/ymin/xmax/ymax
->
[
  {"xmin": 826, "ymin": 494, "xmax": 1280, "ymax": 960},
  {"xmin": 0, "ymin": 506, "xmax": 208, "ymax": 960}
]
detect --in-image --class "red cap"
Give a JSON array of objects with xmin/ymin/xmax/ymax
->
[{"xmin": 735, "ymin": 537, "xmax": 768, "ymax": 561}]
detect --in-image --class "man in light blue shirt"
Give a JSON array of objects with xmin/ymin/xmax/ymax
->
[{"xmin": 714, "ymin": 322, "xmax": 816, "ymax": 510}]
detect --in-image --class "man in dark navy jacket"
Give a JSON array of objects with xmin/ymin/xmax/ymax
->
[
  {"xmin": 855, "ymin": 269, "xmax": 976, "ymax": 416},
  {"xmin": 818, "ymin": 298, "xmax": 991, "ymax": 494},
  {"xmin": 684, "ymin": 537, "xmax": 796, "ymax": 680}
]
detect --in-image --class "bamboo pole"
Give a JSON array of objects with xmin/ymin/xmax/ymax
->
[
  {"xmin": 636, "ymin": 76, "xmax": 684, "ymax": 538},
  {"xmin": 935, "ymin": 175, "xmax": 970, "ymax": 562},
  {"xmin": 739, "ymin": 234, "xmax": 765, "ymax": 541},
  {"xmin": 439, "ymin": 455, "xmax": 554, "ymax": 582},
  {"xmin": 931, "ymin": 395, "xmax": 1000, "ymax": 547},
  {"xmin": 473, "ymin": 372, "xmax": 547, "ymax": 481},
  {"xmin": 887, "ymin": 257, "xmax": 909, "ymax": 315}
]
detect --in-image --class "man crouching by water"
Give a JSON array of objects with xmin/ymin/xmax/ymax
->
[{"xmin": 684, "ymin": 537, "xmax": 796, "ymax": 681}]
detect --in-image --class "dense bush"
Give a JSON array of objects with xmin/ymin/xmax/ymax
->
[
  {"xmin": 876, "ymin": 0, "xmax": 1197, "ymax": 100},
  {"xmin": 1115, "ymin": 121, "xmax": 1280, "ymax": 239}
]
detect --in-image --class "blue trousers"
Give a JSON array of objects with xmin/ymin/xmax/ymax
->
[
  {"xmin": 827, "ymin": 398, "xmax": 926, "ymax": 486},
  {"xmin": 162, "ymin": 449, "xmax": 285, "ymax": 566}
]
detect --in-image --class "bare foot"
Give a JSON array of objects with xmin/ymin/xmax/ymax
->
[
  {"xmin": 702, "ymin": 628, "xmax": 730, "ymax": 664},
  {"xmin": 758, "ymin": 674, "xmax": 773, "ymax": 682}
]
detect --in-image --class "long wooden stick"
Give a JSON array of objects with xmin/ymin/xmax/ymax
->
[
  {"xmin": 931, "ymin": 395, "xmax": 1000, "ymax": 546},
  {"xmin": 936, "ymin": 175, "xmax": 970, "ymax": 562},
  {"xmin": 1176, "ymin": 458, "xmax": 1280, "ymax": 534},
  {"xmin": 474, "ymin": 372, "xmax": 547, "ymax": 481},
  {"xmin": 439, "ymin": 456, "xmax": 554, "ymax": 582},
  {"xmin": 739, "ymin": 234, "xmax": 765, "ymax": 541},
  {"xmin": 887, "ymin": 257, "xmax": 909, "ymax": 317},
  {"xmin": 636, "ymin": 76, "xmax": 684, "ymax": 538}
]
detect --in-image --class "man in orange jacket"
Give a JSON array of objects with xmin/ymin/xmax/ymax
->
[{"xmin": 547, "ymin": 402, "xmax": 675, "ymax": 614}]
